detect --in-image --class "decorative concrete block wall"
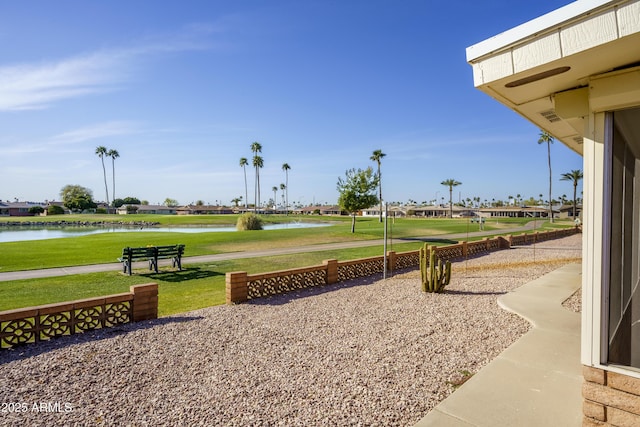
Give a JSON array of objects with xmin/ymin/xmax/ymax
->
[{"xmin": 0, "ymin": 283, "xmax": 158, "ymax": 350}]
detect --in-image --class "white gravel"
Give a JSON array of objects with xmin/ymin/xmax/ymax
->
[{"xmin": 0, "ymin": 234, "xmax": 582, "ymax": 427}]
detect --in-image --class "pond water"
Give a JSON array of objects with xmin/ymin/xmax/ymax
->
[{"xmin": 0, "ymin": 222, "xmax": 330, "ymax": 243}]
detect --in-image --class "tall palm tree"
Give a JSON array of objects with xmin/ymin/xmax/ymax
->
[
  {"xmin": 560, "ymin": 169, "xmax": 583, "ymax": 219},
  {"xmin": 538, "ymin": 130, "xmax": 555, "ymax": 223},
  {"xmin": 370, "ymin": 149, "xmax": 386, "ymax": 222},
  {"xmin": 253, "ymin": 155, "xmax": 264, "ymax": 211},
  {"xmin": 250, "ymin": 142, "xmax": 262, "ymax": 211},
  {"xmin": 282, "ymin": 163, "xmax": 291, "ymax": 215},
  {"xmin": 239, "ymin": 157, "xmax": 249, "ymax": 208},
  {"xmin": 95, "ymin": 146, "xmax": 110, "ymax": 207},
  {"xmin": 107, "ymin": 149, "xmax": 119, "ymax": 211},
  {"xmin": 280, "ymin": 183, "xmax": 286, "ymax": 209},
  {"xmin": 272, "ymin": 186, "xmax": 278, "ymax": 209},
  {"xmin": 441, "ymin": 179, "xmax": 462, "ymax": 218}
]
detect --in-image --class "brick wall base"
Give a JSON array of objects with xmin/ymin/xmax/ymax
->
[{"xmin": 583, "ymin": 365, "xmax": 640, "ymax": 426}]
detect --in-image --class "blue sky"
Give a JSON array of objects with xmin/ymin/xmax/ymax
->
[{"xmin": 0, "ymin": 0, "xmax": 582, "ymax": 207}]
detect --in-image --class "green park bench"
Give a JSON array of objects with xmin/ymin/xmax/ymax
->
[{"xmin": 118, "ymin": 244, "xmax": 185, "ymax": 275}]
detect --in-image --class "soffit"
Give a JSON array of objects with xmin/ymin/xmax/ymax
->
[{"xmin": 467, "ymin": 0, "xmax": 640, "ymax": 155}]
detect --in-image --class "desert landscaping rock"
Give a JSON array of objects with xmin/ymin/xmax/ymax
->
[{"xmin": 0, "ymin": 234, "xmax": 581, "ymax": 426}]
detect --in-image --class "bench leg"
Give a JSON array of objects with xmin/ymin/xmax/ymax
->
[
  {"xmin": 149, "ymin": 257, "xmax": 159, "ymax": 273},
  {"xmin": 172, "ymin": 256, "xmax": 182, "ymax": 271}
]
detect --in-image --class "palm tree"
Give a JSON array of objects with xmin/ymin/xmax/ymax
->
[
  {"xmin": 107, "ymin": 149, "xmax": 119, "ymax": 210},
  {"xmin": 239, "ymin": 157, "xmax": 249, "ymax": 208},
  {"xmin": 231, "ymin": 197, "xmax": 242, "ymax": 207},
  {"xmin": 441, "ymin": 179, "xmax": 462, "ymax": 218},
  {"xmin": 280, "ymin": 183, "xmax": 286, "ymax": 208},
  {"xmin": 250, "ymin": 142, "xmax": 262, "ymax": 211},
  {"xmin": 538, "ymin": 130, "xmax": 555, "ymax": 223},
  {"xmin": 282, "ymin": 163, "xmax": 291, "ymax": 215},
  {"xmin": 370, "ymin": 149, "xmax": 386, "ymax": 222},
  {"xmin": 95, "ymin": 146, "xmax": 110, "ymax": 207},
  {"xmin": 272, "ymin": 186, "xmax": 278, "ymax": 209},
  {"xmin": 560, "ymin": 169, "xmax": 583, "ymax": 219},
  {"xmin": 253, "ymin": 155, "xmax": 264, "ymax": 211}
]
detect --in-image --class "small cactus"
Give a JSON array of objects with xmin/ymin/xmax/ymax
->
[{"xmin": 419, "ymin": 244, "xmax": 451, "ymax": 293}]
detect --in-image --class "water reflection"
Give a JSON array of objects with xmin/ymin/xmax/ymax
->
[{"xmin": 0, "ymin": 222, "xmax": 330, "ymax": 243}]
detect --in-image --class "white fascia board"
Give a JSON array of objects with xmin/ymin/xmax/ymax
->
[{"xmin": 466, "ymin": 0, "xmax": 618, "ymax": 62}]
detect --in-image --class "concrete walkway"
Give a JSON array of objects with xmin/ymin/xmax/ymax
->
[{"xmin": 415, "ymin": 263, "xmax": 583, "ymax": 426}]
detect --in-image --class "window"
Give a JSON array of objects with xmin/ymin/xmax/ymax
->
[{"xmin": 606, "ymin": 107, "xmax": 640, "ymax": 368}]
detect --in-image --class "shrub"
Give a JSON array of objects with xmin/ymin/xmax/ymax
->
[
  {"xmin": 28, "ymin": 206, "xmax": 44, "ymax": 215},
  {"xmin": 236, "ymin": 213, "xmax": 263, "ymax": 231},
  {"xmin": 47, "ymin": 205, "xmax": 65, "ymax": 215}
]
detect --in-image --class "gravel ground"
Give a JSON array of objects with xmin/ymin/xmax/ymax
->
[
  {"xmin": 0, "ymin": 234, "xmax": 582, "ymax": 427},
  {"xmin": 562, "ymin": 288, "xmax": 582, "ymax": 313}
]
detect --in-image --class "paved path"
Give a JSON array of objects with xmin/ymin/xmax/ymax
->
[
  {"xmin": 416, "ymin": 263, "xmax": 583, "ymax": 426},
  {"xmin": 0, "ymin": 225, "xmax": 537, "ymax": 282}
]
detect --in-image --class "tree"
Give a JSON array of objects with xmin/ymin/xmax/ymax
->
[
  {"xmin": 239, "ymin": 157, "xmax": 249, "ymax": 208},
  {"xmin": 440, "ymin": 179, "xmax": 462, "ymax": 218},
  {"xmin": 47, "ymin": 205, "xmax": 65, "ymax": 215},
  {"xmin": 28, "ymin": 205, "xmax": 44, "ymax": 215},
  {"xmin": 231, "ymin": 197, "xmax": 242, "ymax": 207},
  {"xmin": 60, "ymin": 184, "xmax": 97, "ymax": 212},
  {"xmin": 250, "ymin": 142, "xmax": 263, "ymax": 211},
  {"xmin": 280, "ymin": 183, "xmax": 286, "ymax": 208},
  {"xmin": 95, "ymin": 146, "xmax": 110, "ymax": 206},
  {"xmin": 538, "ymin": 130, "xmax": 555, "ymax": 223},
  {"xmin": 163, "ymin": 198, "xmax": 179, "ymax": 207},
  {"xmin": 337, "ymin": 167, "xmax": 379, "ymax": 233},
  {"xmin": 253, "ymin": 155, "xmax": 264, "ymax": 211},
  {"xmin": 107, "ymin": 149, "xmax": 119, "ymax": 209},
  {"xmin": 282, "ymin": 163, "xmax": 291, "ymax": 215},
  {"xmin": 560, "ymin": 169, "xmax": 583, "ymax": 219},
  {"xmin": 112, "ymin": 197, "xmax": 141, "ymax": 208},
  {"xmin": 272, "ymin": 186, "xmax": 278, "ymax": 208},
  {"xmin": 370, "ymin": 149, "xmax": 386, "ymax": 222}
]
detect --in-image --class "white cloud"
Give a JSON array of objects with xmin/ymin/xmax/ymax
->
[
  {"xmin": 50, "ymin": 121, "xmax": 142, "ymax": 145},
  {"xmin": 0, "ymin": 24, "xmax": 221, "ymax": 112},
  {"xmin": 0, "ymin": 51, "xmax": 130, "ymax": 111}
]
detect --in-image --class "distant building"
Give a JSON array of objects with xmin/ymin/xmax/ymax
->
[
  {"xmin": 0, "ymin": 201, "xmax": 47, "ymax": 217},
  {"xmin": 116, "ymin": 204, "xmax": 178, "ymax": 215},
  {"xmin": 361, "ymin": 206, "xmax": 408, "ymax": 218},
  {"xmin": 295, "ymin": 205, "xmax": 344, "ymax": 215},
  {"xmin": 176, "ymin": 205, "xmax": 234, "ymax": 215},
  {"xmin": 413, "ymin": 205, "xmax": 464, "ymax": 217},
  {"xmin": 479, "ymin": 206, "xmax": 554, "ymax": 218}
]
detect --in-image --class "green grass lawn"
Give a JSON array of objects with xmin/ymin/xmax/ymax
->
[
  {"xmin": 0, "ymin": 214, "xmax": 574, "ymax": 316},
  {"xmin": 0, "ymin": 241, "xmax": 426, "ymax": 316},
  {"xmin": 0, "ymin": 215, "xmax": 551, "ymax": 272}
]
